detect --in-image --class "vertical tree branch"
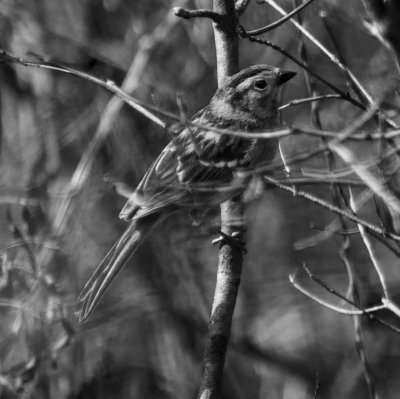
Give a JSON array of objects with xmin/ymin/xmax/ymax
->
[
  {"xmin": 197, "ymin": 1, "xmax": 241, "ymax": 398},
  {"xmin": 212, "ymin": 0, "xmax": 239, "ymax": 84}
]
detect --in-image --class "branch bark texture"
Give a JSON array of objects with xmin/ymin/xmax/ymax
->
[{"xmin": 197, "ymin": 1, "xmax": 242, "ymax": 398}]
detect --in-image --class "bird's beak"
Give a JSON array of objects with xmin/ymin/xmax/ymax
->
[{"xmin": 277, "ymin": 70, "xmax": 297, "ymax": 86}]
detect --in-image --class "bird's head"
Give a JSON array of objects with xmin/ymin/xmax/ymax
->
[{"xmin": 210, "ymin": 64, "xmax": 296, "ymax": 122}]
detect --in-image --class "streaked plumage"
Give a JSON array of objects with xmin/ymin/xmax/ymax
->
[{"xmin": 77, "ymin": 64, "xmax": 295, "ymax": 322}]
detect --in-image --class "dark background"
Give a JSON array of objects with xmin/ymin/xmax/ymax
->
[{"xmin": 0, "ymin": 1, "xmax": 399, "ymax": 398}]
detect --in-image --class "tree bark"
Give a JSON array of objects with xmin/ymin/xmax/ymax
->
[{"xmin": 197, "ymin": 1, "xmax": 243, "ymax": 398}]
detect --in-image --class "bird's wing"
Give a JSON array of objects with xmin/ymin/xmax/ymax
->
[
  {"xmin": 119, "ymin": 123, "xmax": 248, "ymax": 221},
  {"xmin": 119, "ymin": 140, "xmax": 190, "ymax": 220}
]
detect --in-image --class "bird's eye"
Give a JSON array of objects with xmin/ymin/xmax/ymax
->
[{"xmin": 253, "ymin": 79, "xmax": 268, "ymax": 90}]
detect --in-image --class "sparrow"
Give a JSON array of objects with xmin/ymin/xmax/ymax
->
[{"xmin": 77, "ymin": 64, "xmax": 296, "ymax": 322}]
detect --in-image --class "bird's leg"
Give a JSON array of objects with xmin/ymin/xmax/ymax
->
[
  {"xmin": 212, "ymin": 229, "xmax": 247, "ymax": 254},
  {"xmin": 189, "ymin": 210, "xmax": 248, "ymax": 253}
]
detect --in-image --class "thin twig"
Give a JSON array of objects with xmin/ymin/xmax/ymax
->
[
  {"xmin": 0, "ymin": 50, "xmax": 167, "ymax": 129},
  {"xmin": 296, "ymin": 264, "xmax": 400, "ymax": 334},
  {"xmin": 279, "ymin": 94, "xmax": 341, "ymax": 110},
  {"xmin": 289, "ymin": 269, "xmax": 385, "ymax": 315},
  {"xmin": 319, "ymin": 9, "xmax": 400, "ymax": 237},
  {"xmin": 319, "ymin": 9, "xmax": 374, "ymax": 113},
  {"xmin": 246, "ymin": 0, "xmax": 316, "ymax": 35},
  {"xmin": 256, "ymin": 124, "xmax": 400, "ymax": 181},
  {"xmin": 263, "ymin": 0, "xmax": 371, "ymax": 103},
  {"xmin": 265, "ymin": 176, "xmax": 400, "ymax": 242},
  {"xmin": 263, "ymin": 0, "xmax": 399, "ymax": 128},
  {"xmin": 339, "ymin": 195, "xmax": 378, "ymax": 399},
  {"xmin": 2, "ymin": 240, "xmax": 59, "ymax": 251},
  {"xmin": 311, "ymin": 225, "xmax": 360, "ymax": 235},
  {"xmin": 173, "ymin": 7, "xmax": 221, "ymax": 23},
  {"xmin": 349, "ymin": 190, "xmax": 391, "ymax": 300},
  {"xmin": 28, "ymin": 11, "xmax": 181, "ymax": 273},
  {"xmin": 4, "ymin": 50, "xmax": 400, "ymax": 143},
  {"xmin": 238, "ymin": 30, "xmax": 366, "ymax": 111}
]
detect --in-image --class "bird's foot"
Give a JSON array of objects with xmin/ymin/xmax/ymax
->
[{"xmin": 212, "ymin": 230, "xmax": 247, "ymax": 254}]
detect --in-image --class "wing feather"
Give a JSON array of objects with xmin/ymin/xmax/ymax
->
[{"xmin": 120, "ymin": 117, "xmax": 257, "ymax": 220}]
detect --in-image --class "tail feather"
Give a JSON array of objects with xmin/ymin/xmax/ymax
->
[{"xmin": 77, "ymin": 214, "xmax": 161, "ymax": 323}]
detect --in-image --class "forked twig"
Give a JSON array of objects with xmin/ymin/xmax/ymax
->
[
  {"xmin": 263, "ymin": 0, "xmax": 399, "ymax": 128},
  {"xmin": 246, "ymin": 0, "xmax": 316, "ymax": 35},
  {"xmin": 290, "ymin": 264, "xmax": 400, "ymax": 334},
  {"xmin": 289, "ymin": 267, "xmax": 385, "ymax": 315},
  {"xmin": 265, "ymin": 176, "xmax": 400, "ymax": 242}
]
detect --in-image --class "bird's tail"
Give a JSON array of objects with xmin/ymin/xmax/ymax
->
[{"xmin": 77, "ymin": 213, "xmax": 162, "ymax": 323}]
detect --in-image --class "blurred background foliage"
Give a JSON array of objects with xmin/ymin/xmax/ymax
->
[{"xmin": 0, "ymin": 0, "xmax": 400, "ymax": 398}]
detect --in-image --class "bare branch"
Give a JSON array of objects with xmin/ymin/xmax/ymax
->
[
  {"xmin": 173, "ymin": 7, "xmax": 222, "ymax": 23},
  {"xmin": 295, "ymin": 265, "xmax": 400, "ymax": 334},
  {"xmin": 279, "ymin": 94, "xmax": 341, "ymax": 110},
  {"xmin": 0, "ymin": 50, "xmax": 167, "ymax": 129},
  {"xmin": 4, "ymin": 50, "xmax": 400, "ymax": 144},
  {"xmin": 265, "ymin": 176, "xmax": 400, "ymax": 242},
  {"xmin": 238, "ymin": 29, "xmax": 367, "ymax": 111},
  {"xmin": 264, "ymin": 0, "xmax": 369, "ymax": 100},
  {"xmin": 197, "ymin": 1, "xmax": 241, "ymax": 398},
  {"xmin": 289, "ymin": 269, "xmax": 385, "ymax": 315},
  {"xmin": 264, "ymin": 0, "xmax": 399, "ymax": 128},
  {"xmin": 247, "ymin": 0, "xmax": 316, "ymax": 35}
]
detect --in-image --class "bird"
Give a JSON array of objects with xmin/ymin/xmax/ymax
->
[{"xmin": 77, "ymin": 64, "xmax": 296, "ymax": 322}]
